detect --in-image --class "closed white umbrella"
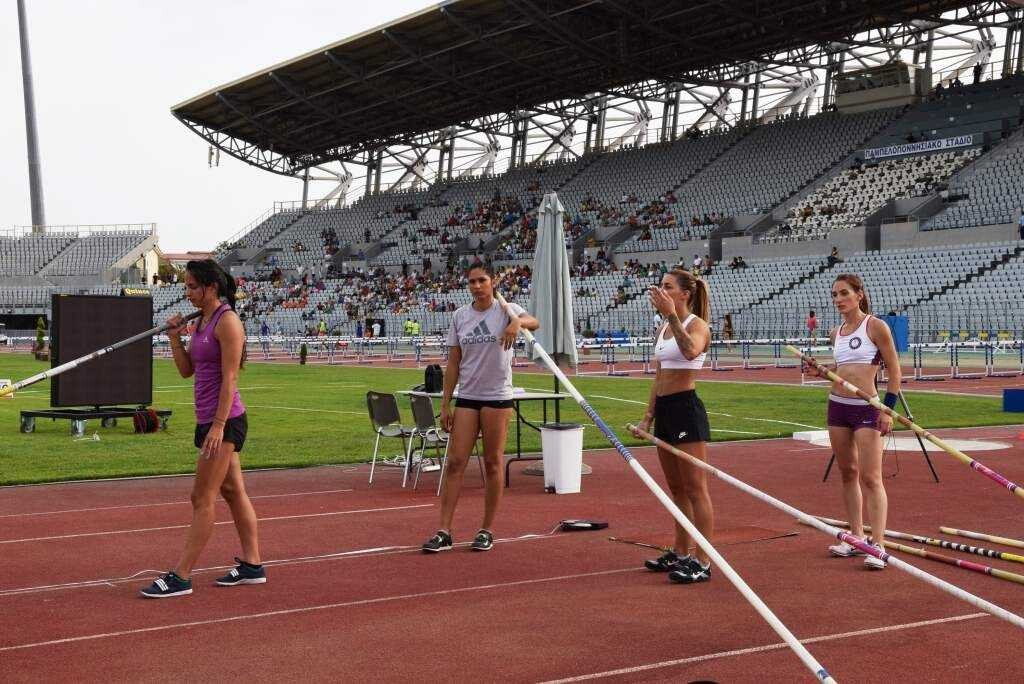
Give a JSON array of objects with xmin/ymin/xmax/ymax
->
[{"xmin": 528, "ymin": 192, "xmax": 578, "ymax": 370}]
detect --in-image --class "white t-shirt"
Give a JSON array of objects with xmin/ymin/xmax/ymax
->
[
  {"xmin": 371, "ymin": 322, "xmax": 381, "ymax": 336},
  {"xmin": 446, "ymin": 300, "xmax": 525, "ymax": 401}
]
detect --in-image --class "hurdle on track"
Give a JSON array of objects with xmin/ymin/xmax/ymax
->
[
  {"xmin": 709, "ymin": 340, "xmax": 762, "ymax": 371},
  {"xmin": 911, "ymin": 341, "xmax": 1024, "ymax": 381},
  {"xmin": 574, "ymin": 340, "xmax": 632, "ymax": 376},
  {"xmin": 798, "ymin": 346, "xmax": 832, "ymax": 386}
]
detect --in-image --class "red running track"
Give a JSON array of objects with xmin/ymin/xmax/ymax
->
[{"xmin": 1, "ymin": 426, "xmax": 1024, "ymax": 681}]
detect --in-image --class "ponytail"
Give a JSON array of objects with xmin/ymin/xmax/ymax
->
[
  {"xmin": 186, "ymin": 258, "xmax": 245, "ymax": 368},
  {"xmin": 692, "ymin": 277, "xmax": 711, "ymax": 322},
  {"xmin": 220, "ymin": 269, "xmax": 238, "ymax": 310},
  {"xmin": 668, "ymin": 268, "xmax": 711, "ymax": 322}
]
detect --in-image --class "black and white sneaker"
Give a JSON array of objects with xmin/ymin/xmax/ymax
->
[
  {"xmin": 471, "ymin": 529, "xmax": 494, "ymax": 552},
  {"xmin": 644, "ymin": 549, "xmax": 688, "ymax": 572},
  {"xmin": 422, "ymin": 530, "xmax": 453, "ymax": 553},
  {"xmin": 668, "ymin": 559, "xmax": 712, "ymax": 584},
  {"xmin": 140, "ymin": 571, "xmax": 193, "ymax": 598},
  {"xmin": 216, "ymin": 557, "xmax": 267, "ymax": 586}
]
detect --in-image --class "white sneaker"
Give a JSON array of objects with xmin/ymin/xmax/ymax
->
[
  {"xmin": 863, "ymin": 542, "xmax": 887, "ymax": 570},
  {"xmin": 828, "ymin": 540, "xmax": 865, "ymax": 557}
]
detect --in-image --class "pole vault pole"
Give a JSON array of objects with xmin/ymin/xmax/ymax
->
[
  {"xmin": 495, "ymin": 293, "xmax": 837, "ymax": 684},
  {"xmin": 0, "ymin": 311, "xmax": 201, "ymax": 398}
]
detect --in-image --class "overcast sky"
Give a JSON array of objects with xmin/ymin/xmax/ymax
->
[{"xmin": 1, "ymin": 0, "xmax": 430, "ymax": 252}]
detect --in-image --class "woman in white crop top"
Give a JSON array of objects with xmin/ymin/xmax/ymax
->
[
  {"xmin": 630, "ymin": 267, "xmax": 715, "ymax": 584},
  {"xmin": 820, "ymin": 273, "xmax": 901, "ymax": 569}
]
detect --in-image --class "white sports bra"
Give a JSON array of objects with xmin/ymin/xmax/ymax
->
[
  {"xmin": 654, "ymin": 314, "xmax": 707, "ymax": 369},
  {"xmin": 834, "ymin": 314, "xmax": 881, "ymax": 366}
]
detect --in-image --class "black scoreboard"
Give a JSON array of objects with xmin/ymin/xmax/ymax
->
[{"xmin": 50, "ymin": 294, "xmax": 154, "ymax": 407}]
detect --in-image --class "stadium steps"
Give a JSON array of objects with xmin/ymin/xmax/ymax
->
[
  {"xmin": 33, "ymin": 240, "xmax": 79, "ymax": 276},
  {"xmin": 924, "ymin": 126, "xmax": 1024, "ymax": 228},
  {"xmin": 245, "ymin": 212, "xmax": 309, "ymax": 266},
  {"xmin": 768, "ymin": 107, "xmax": 910, "ymax": 222},
  {"xmin": 733, "ymin": 259, "xmax": 834, "ymax": 315},
  {"xmin": 914, "ymin": 244, "xmax": 1024, "ymax": 306}
]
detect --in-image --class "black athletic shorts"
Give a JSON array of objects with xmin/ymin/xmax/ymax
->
[
  {"xmin": 653, "ymin": 390, "xmax": 711, "ymax": 444},
  {"xmin": 195, "ymin": 412, "xmax": 248, "ymax": 452},
  {"xmin": 454, "ymin": 398, "xmax": 514, "ymax": 410}
]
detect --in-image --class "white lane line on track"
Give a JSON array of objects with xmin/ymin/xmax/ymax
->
[
  {"xmin": 0, "ymin": 566, "xmax": 641, "ymax": 652},
  {"xmin": 0, "ymin": 529, "xmax": 566, "ymax": 597},
  {"xmin": 709, "ymin": 413, "xmax": 824, "ymax": 431},
  {"xmin": 539, "ymin": 612, "xmax": 988, "ymax": 683},
  {"xmin": 0, "ymin": 504, "xmax": 432, "ymax": 545},
  {"xmin": 0, "ymin": 488, "xmax": 355, "ymax": 519}
]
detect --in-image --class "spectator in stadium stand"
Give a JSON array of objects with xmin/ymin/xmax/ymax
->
[
  {"xmin": 817, "ymin": 274, "xmax": 901, "ymax": 570},
  {"xmin": 692, "ymin": 254, "xmax": 702, "ymax": 273},
  {"xmin": 141, "ymin": 260, "xmax": 264, "ymax": 598},
  {"xmin": 1018, "ymin": 213, "xmax": 1024, "ymax": 240},
  {"xmin": 723, "ymin": 314, "xmax": 734, "ymax": 340},
  {"xmin": 807, "ymin": 310, "xmax": 818, "ymax": 339},
  {"xmin": 702, "ymin": 255, "xmax": 714, "ymax": 275},
  {"xmin": 631, "ymin": 267, "xmax": 715, "ymax": 584},
  {"xmin": 421, "ymin": 263, "xmax": 540, "ymax": 554},
  {"xmin": 355, "ymin": 321, "xmax": 363, "ymax": 338},
  {"xmin": 827, "ymin": 246, "xmax": 843, "ymax": 267},
  {"xmin": 372, "ymin": 320, "xmax": 382, "ymax": 338}
]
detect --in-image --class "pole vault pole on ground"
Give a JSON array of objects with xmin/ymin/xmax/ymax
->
[
  {"xmin": 629, "ymin": 426, "xmax": 1024, "ymax": 631},
  {"xmin": 494, "ymin": 293, "xmax": 837, "ymax": 684}
]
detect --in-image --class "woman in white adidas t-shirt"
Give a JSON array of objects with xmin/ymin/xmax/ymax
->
[
  {"xmin": 631, "ymin": 268, "xmax": 714, "ymax": 585},
  {"xmin": 422, "ymin": 264, "xmax": 539, "ymax": 554}
]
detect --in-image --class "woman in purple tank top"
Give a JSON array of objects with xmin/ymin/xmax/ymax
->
[{"xmin": 141, "ymin": 260, "xmax": 265, "ymax": 598}]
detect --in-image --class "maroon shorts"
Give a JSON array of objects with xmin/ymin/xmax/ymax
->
[{"xmin": 826, "ymin": 395, "xmax": 880, "ymax": 432}]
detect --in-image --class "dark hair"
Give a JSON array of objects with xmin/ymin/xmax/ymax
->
[
  {"xmin": 833, "ymin": 273, "xmax": 871, "ymax": 313},
  {"xmin": 465, "ymin": 263, "xmax": 494, "ymax": 278},
  {"xmin": 667, "ymin": 268, "xmax": 710, "ymax": 322},
  {"xmin": 186, "ymin": 259, "xmax": 245, "ymax": 367},
  {"xmin": 809, "ymin": 310, "xmax": 815, "ymax": 317},
  {"xmin": 186, "ymin": 259, "xmax": 239, "ymax": 310}
]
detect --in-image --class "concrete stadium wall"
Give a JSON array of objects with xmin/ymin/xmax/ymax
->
[
  {"xmin": 720, "ymin": 226, "xmax": 867, "ymax": 260},
  {"xmin": 881, "ymin": 221, "xmax": 1019, "ymax": 249}
]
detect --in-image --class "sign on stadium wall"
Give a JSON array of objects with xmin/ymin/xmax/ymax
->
[{"xmin": 862, "ymin": 134, "xmax": 975, "ymax": 161}]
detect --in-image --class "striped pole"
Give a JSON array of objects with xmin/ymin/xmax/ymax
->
[
  {"xmin": 785, "ymin": 345, "xmax": 1024, "ymax": 501},
  {"xmin": 0, "ymin": 310, "xmax": 202, "ymax": 397},
  {"xmin": 814, "ymin": 516, "xmax": 1024, "ymax": 565},
  {"xmin": 940, "ymin": 526, "xmax": 1024, "ymax": 551},
  {"xmin": 630, "ymin": 426, "xmax": 1024, "ymax": 631},
  {"xmin": 882, "ymin": 540, "xmax": 1024, "ymax": 586},
  {"xmin": 495, "ymin": 294, "xmax": 837, "ymax": 684}
]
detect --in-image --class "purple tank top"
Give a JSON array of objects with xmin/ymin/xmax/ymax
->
[{"xmin": 190, "ymin": 304, "xmax": 245, "ymax": 423}]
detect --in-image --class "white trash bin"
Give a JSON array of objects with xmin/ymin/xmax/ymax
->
[{"xmin": 540, "ymin": 423, "xmax": 584, "ymax": 494}]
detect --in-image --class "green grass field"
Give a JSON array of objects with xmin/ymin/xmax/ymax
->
[{"xmin": 0, "ymin": 354, "xmax": 1016, "ymax": 485}]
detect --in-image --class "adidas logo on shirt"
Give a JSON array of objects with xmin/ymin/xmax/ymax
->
[{"xmin": 461, "ymin": 319, "xmax": 497, "ymax": 345}]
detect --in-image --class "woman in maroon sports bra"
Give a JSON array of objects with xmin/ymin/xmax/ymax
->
[{"xmin": 820, "ymin": 274, "xmax": 901, "ymax": 570}]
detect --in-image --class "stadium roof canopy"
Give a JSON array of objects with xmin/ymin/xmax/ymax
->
[{"xmin": 172, "ymin": 0, "xmax": 989, "ymax": 176}]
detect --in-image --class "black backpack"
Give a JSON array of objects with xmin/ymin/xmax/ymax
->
[{"xmin": 424, "ymin": 364, "xmax": 444, "ymax": 393}]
